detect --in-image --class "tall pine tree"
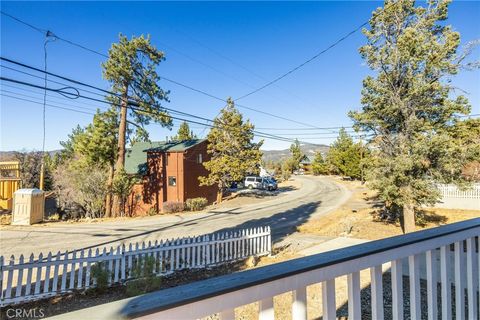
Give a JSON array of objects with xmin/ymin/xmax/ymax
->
[
  {"xmin": 102, "ymin": 34, "xmax": 172, "ymax": 214},
  {"xmin": 349, "ymin": 0, "xmax": 476, "ymax": 232}
]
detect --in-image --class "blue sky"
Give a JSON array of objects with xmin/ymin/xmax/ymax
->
[{"xmin": 1, "ymin": 1, "xmax": 479, "ymax": 151}]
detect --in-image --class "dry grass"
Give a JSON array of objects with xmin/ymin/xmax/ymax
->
[
  {"xmin": 0, "ymin": 212, "xmax": 12, "ymax": 225},
  {"xmin": 297, "ymin": 177, "xmax": 479, "ymax": 241}
]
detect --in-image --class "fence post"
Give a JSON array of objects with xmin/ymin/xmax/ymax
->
[
  {"xmin": 205, "ymin": 235, "xmax": 211, "ymax": 266},
  {"xmin": 120, "ymin": 245, "xmax": 126, "ymax": 282}
]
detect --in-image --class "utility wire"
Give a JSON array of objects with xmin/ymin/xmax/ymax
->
[
  {"xmin": 1, "ymin": 58, "xmax": 352, "ymax": 135},
  {"xmin": 3, "ymin": 56, "xmax": 329, "ymax": 129},
  {"xmin": 0, "ymin": 13, "xmax": 343, "ymax": 130},
  {"xmin": 1, "ymin": 77, "xmax": 324, "ymax": 145},
  {"xmin": 234, "ymin": 21, "xmax": 369, "ymax": 101},
  {"xmin": 2, "ymin": 92, "xmax": 304, "ymax": 143}
]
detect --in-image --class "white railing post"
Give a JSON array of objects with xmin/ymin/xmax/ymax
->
[
  {"xmin": 440, "ymin": 245, "xmax": 451, "ymax": 320},
  {"xmin": 347, "ymin": 271, "xmax": 360, "ymax": 319},
  {"xmin": 219, "ymin": 308, "xmax": 235, "ymax": 320},
  {"xmin": 391, "ymin": 259, "xmax": 403, "ymax": 320},
  {"xmin": 425, "ymin": 249, "xmax": 438, "ymax": 320},
  {"xmin": 408, "ymin": 254, "xmax": 420, "ymax": 320},
  {"xmin": 259, "ymin": 297, "xmax": 274, "ymax": 320},
  {"xmin": 466, "ymin": 237, "xmax": 478, "ymax": 320},
  {"xmin": 370, "ymin": 265, "xmax": 384, "ymax": 320},
  {"xmin": 322, "ymin": 279, "xmax": 336, "ymax": 320},
  {"xmin": 292, "ymin": 287, "xmax": 307, "ymax": 320},
  {"xmin": 454, "ymin": 241, "xmax": 465, "ymax": 319}
]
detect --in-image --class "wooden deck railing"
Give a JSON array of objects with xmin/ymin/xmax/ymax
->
[{"xmin": 49, "ymin": 218, "xmax": 480, "ymax": 320}]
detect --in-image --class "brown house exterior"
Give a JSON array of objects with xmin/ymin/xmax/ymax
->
[{"xmin": 125, "ymin": 139, "xmax": 217, "ymax": 215}]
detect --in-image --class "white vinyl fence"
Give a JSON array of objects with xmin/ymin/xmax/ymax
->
[
  {"xmin": 0, "ymin": 226, "xmax": 271, "ymax": 306},
  {"xmin": 435, "ymin": 183, "xmax": 480, "ymax": 210}
]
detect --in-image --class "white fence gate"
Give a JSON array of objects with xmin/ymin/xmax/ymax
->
[
  {"xmin": 0, "ymin": 226, "xmax": 271, "ymax": 306},
  {"xmin": 435, "ymin": 183, "xmax": 480, "ymax": 210}
]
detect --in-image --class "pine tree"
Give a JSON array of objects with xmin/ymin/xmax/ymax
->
[
  {"xmin": 75, "ymin": 109, "xmax": 118, "ymax": 216},
  {"xmin": 326, "ymin": 128, "xmax": 362, "ymax": 179},
  {"xmin": 172, "ymin": 121, "xmax": 196, "ymax": 141},
  {"xmin": 312, "ymin": 152, "xmax": 328, "ymax": 175},
  {"xmin": 102, "ymin": 34, "xmax": 172, "ymax": 215},
  {"xmin": 289, "ymin": 139, "xmax": 303, "ymax": 171},
  {"xmin": 349, "ymin": 0, "xmax": 476, "ymax": 232},
  {"xmin": 199, "ymin": 98, "xmax": 263, "ymax": 203}
]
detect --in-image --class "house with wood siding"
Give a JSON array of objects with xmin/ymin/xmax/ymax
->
[{"xmin": 124, "ymin": 139, "xmax": 217, "ymax": 214}]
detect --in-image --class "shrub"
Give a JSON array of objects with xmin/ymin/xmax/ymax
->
[
  {"xmin": 53, "ymin": 162, "xmax": 108, "ymax": 219},
  {"xmin": 147, "ymin": 207, "xmax": 157, "ymax": 216},
  {"xmin": 185, "ymin": 197, "xmax": 208, "ymax": 211},
  {"xmin": 91, "ymin": 262, "xmax": 110, "ymax": 292},
  {"xmin": 163, "ymin": 201, "xmax": 184, "ymax": 213},
  {"xmin": 126, "ymin": 256, "xmax": 161, "ymax": 297}
]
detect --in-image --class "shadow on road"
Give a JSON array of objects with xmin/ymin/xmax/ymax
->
[{"xmin": 210, "ymin": 200, "xmax": 322, "ymax": 244}]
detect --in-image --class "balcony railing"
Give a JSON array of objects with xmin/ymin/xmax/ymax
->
[{"xmin": 51, "ymin": 218, "xmax": 479, "ymax": 320}]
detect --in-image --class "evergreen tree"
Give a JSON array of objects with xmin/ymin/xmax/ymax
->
[
  {"xmin": 76, "ymin": 109, "xmax": 119, "ymax": 216},
  {"xmin": 102, "ymin": 34, "xmax": 172, "ymax": 215},
  {"xmin": 199, "ymin": 98, "xmax": 263, "ymax": 203},
  {"xmin": 58, "ymin": 109, "xmax": 119, "ymax": 216},
  {"xmin": 312, "ymin": 152, "xmax": 328, "ymax": 175},
  {"xmin": 349, "ymin": 0, "xmax": 476, "ymax": 232},
  {"xmin": 172, "ymin": 121, "xmax": 196, "ymax": 141},
  {"xmin": 289, "ymin": 139, "xmax": 303, "ymax": 171},
  {"xmin": 326, "ymin": 128, "xmax": 362, "ymax": 179}
]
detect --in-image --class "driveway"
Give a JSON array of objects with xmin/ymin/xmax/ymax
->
[{"xmin": 0, "ymin": 176, "xmax": 350, "ymax": 258}]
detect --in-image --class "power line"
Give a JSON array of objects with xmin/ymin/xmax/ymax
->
[
  {"xmin": 1, "ymin": 92, "xmax": 300, "ymax": 143},
  {"xmin": 3, "ymin": 56, "xmax": 329, "ymax": 130},
  {"xmin": 1, "ymin": 64, "xmax": 109, "ymax": 99},
  {"xmin": 1, "ymin": 14, "xmax": 341, "ymax": 130},
  {"xmin": 2, "ymin": 93, "xmax": 96, "ymax": 115},
  {"xmin": 1, "ymin": 77, "xmax": 323, "ymax": 145},
  {"xmin": 1, "ymin": 58, "xmax": 352, "ymax": 136},
  {"xmin": 235, "ymin": 21, "xmax": 369, "ymax": 101}
]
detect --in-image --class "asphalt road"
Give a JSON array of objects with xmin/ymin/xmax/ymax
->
[{"xmin": 0, "ymin": 176, "xmax": 350, "ymax": 258}]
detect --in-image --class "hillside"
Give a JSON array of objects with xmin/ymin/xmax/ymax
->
[{"xmin": 262, "ymin": 143, "xmax": 329, "ymax": 163}]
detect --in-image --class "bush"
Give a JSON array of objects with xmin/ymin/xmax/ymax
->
[
  {"xmin": 126, "ymin": 256, "xmax": 162, "ymax": 297},
  {"xmin": 91, "ymin": 262, "xmax": 110, "ymax": 292},
  {"xmin": 185, "ymin": 197, "xmax": 208, "ymax": 211},
  {"xmin": 147, "ymin": 207, "xmax": 158, "ymax": 216},
  {"xmin": 53, "ymin": 162, "xmax": 108, "ymax": 219},
  {"xmin": 163, "ymin": 201, "xmax": 184, "ymax": 213}
]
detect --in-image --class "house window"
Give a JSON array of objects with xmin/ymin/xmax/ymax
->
[
  {"xmin": 168, "ymin": 176, "xmax": 176, "ymax": 186},
  {"xmin": 197, "ymin": 153, "xmax": 203, "ymax": 164}
]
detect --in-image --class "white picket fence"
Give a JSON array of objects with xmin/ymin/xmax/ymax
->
[
  {"xmin": 0, "ymin": 226, "xmax": 271, "ymax": 306},
  {"xmin": 434, "ymin": 183, "xmax": 480, "ymax": 210},
  {"xmin": 437, "ymin": 183, "xmax": 480, "ymax": 198}
]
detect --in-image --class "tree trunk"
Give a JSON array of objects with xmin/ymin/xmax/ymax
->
[
  {"xmin": 116, "ymin": 88, "xmax": 129, "ymax": 171},
  {"xmin": 402, "ymin": 203, "xmax": 416, "ymax": 233},
  {"xmin": 216, "ymin": 189, "xmax": 223, "ymax": 204},
  {"xmin": 105, "ymin": 164, "xmax": 114, "ymax": 217},
  {"xmin": 112, "ymin": 85, "xmax": 129, "ymax": 216}
]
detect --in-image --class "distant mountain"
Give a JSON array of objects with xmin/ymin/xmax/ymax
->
[
  {"xmin": 0, "ymin": 150, "xmax": 61, "ymax": 161},
  {"xmin": 262, "ymin": 143, "xmax": 329, "ymax": 163}
]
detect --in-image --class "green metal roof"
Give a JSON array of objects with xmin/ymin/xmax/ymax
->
[
  {"xmin": 124, "ymin": 141, "xmax": 165, "ymax": 175},
  {"xmin": 124, "ymin": 139, "xmax": 205, "ymax": 175},
  {"xmin": 145, "ymin": 139, "xmax": 205, "ymax": 153}
]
